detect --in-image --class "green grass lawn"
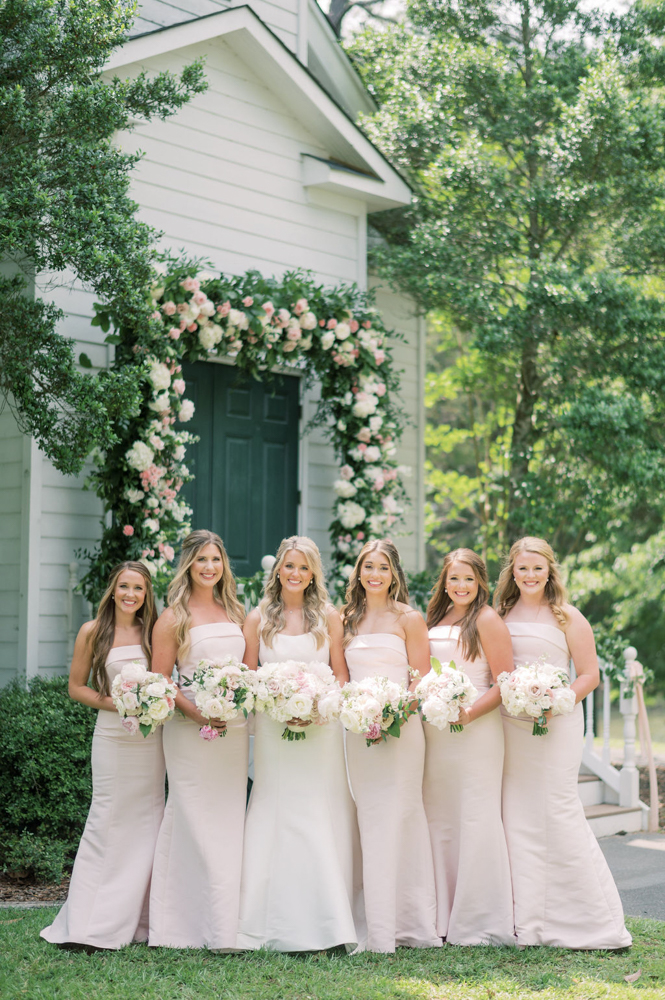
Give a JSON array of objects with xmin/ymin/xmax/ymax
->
[{"xmin": 1, "ymin": 910, "xmax": 663, "ymax": 1000}]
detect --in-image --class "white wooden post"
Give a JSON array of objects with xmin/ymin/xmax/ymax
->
[
  {"xmin": 261, "ymin": 554, "xmax": 276, "ymax": 586},
  {"xmin": 602, "ymin": 671, "xmax": 612, "ymax": 767},
  {"xmin": 66, "ymin": 561, "xmax": 79, "ymax": 661},
  {"xmin": 619, "ymin": 647, "xmax": 640, "ymax": 809}
]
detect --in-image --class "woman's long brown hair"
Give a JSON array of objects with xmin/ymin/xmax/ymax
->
[
  {"xmin": 341, "ymin": 538, "xmax": 409, "ymax": 644},
  {"xmin": 494, "ymin": 536, "xmax": 569, "ymax": 626},
  {"xmin": 426, "ymin": 548, "xmax": 490, "ymax": 662},
  {"xmin": 88, "ymin": 561, "xmax": 157, "ymax": 696}
]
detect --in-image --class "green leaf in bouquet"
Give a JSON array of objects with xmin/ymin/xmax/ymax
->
[
  {"xmin": 386, "ymin": 719, "xmax": 402, "ymax": 738},
  {"xmin": 430, "ymin": 656, "xmax": 442, "ymax": 675},
  {"xmin": 139, "ymin": 723, "xmax": 153, "ymax": 738}
]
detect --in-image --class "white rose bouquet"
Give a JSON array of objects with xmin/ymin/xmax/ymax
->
[
  {"xmin": 497, "ymin": 662, "xmax": 576, "ymax": 735},
  {"xmin": 253, "ymin": 660, "xmax": 341, "ymax": 741},
  {"xmin": 182, "ymin": 655, "xmax": 256, "ymax": 741},
  {"xmin": 415, "ymin": 657, "xmax": 479, "ymax": 733},
  {"xmin": 339, "ymin": 675, "xmax": 416, "ymax": 747},
  {"xmin": 111, "ymin": 660, "xmax": 177, "ymax": 737}
]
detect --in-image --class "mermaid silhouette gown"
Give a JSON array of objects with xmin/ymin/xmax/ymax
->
[
  {"xmin": 41, "ymin": 646, "xmax": 165, "ymax": 948},
  {"xmin": 345, "ymin": 633, "xmax": 440, "ymax": 952},
  {"xmin": 502, "ymin": 622, "xmax": 632, "ymax": 949},
  {"xmin": 237, "ymin": 630, "xmax": 365, "ymax": 952},
  {"xmin": 424, "ymin": 626, "xmax": 515, "ymax": 945},
  {"xmin": 149, "ymin": 623, "xmax": 249, "ymax": 949}
]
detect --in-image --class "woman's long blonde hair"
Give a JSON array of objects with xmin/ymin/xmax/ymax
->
[
  {"xmin": 426, "ymin": 548, "xmax": 490, "ymax": 661},
  {"xmin": 341, "ymin": 538, "xmax": 409, "ymax": 644},
  {"xmin": 168, "ymin": 530, "xmax": 245, "ymax": 662},
  {"xmin": 88, "ymin": 562, "xmax": 156, "ymax": 696},
  {"xmin": 259, "ymin": 536, "xmax": 329, "ymax": 650},
  {"xmin": 494, "ymin": 536, "xmax": 569, "ymax": 626}
]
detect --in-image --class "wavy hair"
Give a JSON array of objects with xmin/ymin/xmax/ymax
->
[
  {"xmin": 426, "ymin": 548, "xmax": 490, "ymax": 661},
  {"xmin": 88, "ymin": 562, "xmax": 156, "ymax": 696},
  {"xmin": 341, "ymin": 538, "xmax": 409, "ymax": 644},
  {"xmin": 494, "ymin": 536, "xmax": 569, "ymax": 626},
  {"xmin": 259, "ymin": 536, "xmax": 329, "ymax": 650},
  {"xmin": 168, "ymin": 530, "xmax": 245, "ymax": 662}
]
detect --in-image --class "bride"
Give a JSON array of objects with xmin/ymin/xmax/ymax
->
[{"xmin": 237, "ymin": 535, "xmax": 365, "ymax": 952}]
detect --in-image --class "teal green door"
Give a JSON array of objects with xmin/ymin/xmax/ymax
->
[{"xmin": 181, "ymin": 363, "xmax": 300, "ymax": 576}]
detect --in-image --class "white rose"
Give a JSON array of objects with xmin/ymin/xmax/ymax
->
[
  {"xmin": 352, "ymin": 392, "xmax": 379, "ymax": 418},
  {"xmin": 198, "ymin": 326, "xmax": 217, "ymax": 351},
  {"xmin": 286, "ymin": 693, "xmax": 313, "ymax": 719},
  {"xmin": 198, "ymin": 300, "xmax": 216, "ymax": 317},
  {"xmin": 368, "ymin": 513, "xmax": 386, "ymax": 534},
  {"xmin": 145, "ymin": 681, "xmax": 167, "ymax": 698},
  {"xmin": 149, "ymin": 700, "xmax": 170, "ymax": 721},
  {"xmin": 337, "ymin": 501, "xmax": 366, "ymax": 529},
  {"xmin": 122, "ymin": 691, "xmax": 139, "ymax": 712},
  {"xmin": 364, "ymin": 446, "xmax": 382, "ymax": 463},
  {"xmin": 148, "ymin": 361, "xmax": 171, "ymax": 392},
  {"xmin": 335, "ymin": 322, "xmax": 351, "ymax": 340},
  {"xmin": 148, "ymin": 434, "xmax": 164, "ymax": 451},
  {"xmin": 179, "ymin": 400, "xmax": 195, "ymax": 422},
  {"xmin": 369, "ymin": 415, "xmax": 383, "ymax": 433},
  {"xmin": 145, "ymin": 518, "xmax": 160, "ymax": 534},
  {"xmin": 334, "ymin": 479, "xmax": 357, "ymax": 499},
  {"xmin": 299, "ymin": 311, "xmax": 317, "ymax": 330},
  {"xmin": 126, "ymin": 441, "xmax": 154, "ymax": 472},
  {"xmin": 125, "ymin": 487, "xmax": 145, "ymax": 503},
  {"xmin": 148, "ymin": 392, "xmax": 170, "ymax": 412},
  {"xmin": 145, "ymin": 497, "xmax": 158, "ymax": 509},
  {"xmin": 321, "ymin": 331, "xmax": 335, "ymax": 350}
]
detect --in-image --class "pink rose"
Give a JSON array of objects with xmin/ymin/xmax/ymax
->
[
  {"xmin": 357, "ymin": 428, "xmax": 371, "ymax": 443},
  {"xmin": 122, "ymin": 717, "xmax": 140, "ymax": 735},
  {"xmin": 286, "ymin": 328, "xmax": 301, "ymax": 342},
  {"xmin": 375, "ymin": 382, "xmax": 387, "ymax": 396},
  {"xmin": 366, "ymin": 722, "xmax": 381, "ymax": 741},
  {"xmin": 163, "ymin": 545, "xmax": 175, "ymax": 562},
  {"xmin": 162, "ymin": 301, "xmax": 177, "ymax": 316},
  {"xmin": 319, "ymin": 319, "xmax": 326, "ymax": 327},
  {"xmin": 172, "ymin": 378, "xmax": 186, "ymax": 395},
  {"xmin": 374, "ymin": 350, "xmax": 386, "ymax": 365},
  {"xmin": 193, "ymin": 290, "xmax": 207, "ymax": 305},
  {"xmin": 340, "ymin": 465, "xmax": 354, "ymax": 480},
  {"xmin": 262, "ymin": 301, "xmax": 274, "ymax": 316},
  {"xmin": 150, "ymin": 311, "xmax": 160, "ymax": 320},
  {"xmin": 176, "ymin": 302, "xmax": 189, "ymax": 314},
  {"xmin": 187, "ymin": 322, "xmax": 197, "ymax": 332},
  {"xmin": 294, "ymin": 297, "xmax": 308, "ymax": 315},
  {"xmin": 326, "ymin": 318, "xmax": 337, "ymax": 329},
  {"xmin": 357, "ymin": 532, "xmax": 365, "ymax": 540},
  {"xmin": 349, "ymin": 319, "xmax": 359, "ymax": 333},
  {"xmin": 179, "ymin": 320, "xmax": 187, "ymax": 332},
  {"xmin": 199, "ymin": 725, "xmax": 219, "ymax": 741},
  {"xmin": 242, "ymin": 296, "xmax": 254, "ymax": 307},
  {"xmin": 180, "ymin": 276, "xmax": 200, "ymax": 292},
  {"xmin": 277, "ymin": 308, "xmax": 290, "ymax": 326},
  {"xmin": 168, "ymin": 327, "xmax": 181, "ymax": 340},
  {"xmin": 122, "ymin": 524, "xmax": 134, "ymax": 537},
  {"xmin": 362, "ymin": 320, "xmax": 372, "ymax": 329},
  {"xmin": 217, "ymin": 301, "xmax": 231, "ymax": 317}
]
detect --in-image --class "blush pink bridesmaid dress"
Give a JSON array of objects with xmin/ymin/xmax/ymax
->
[
  {"xmin": 237, "ymin": 630, "xmax": 364, "ymax": 952},
  {"xmin": 424, "ymin": 626, "xmax": 515, "ymax": 945},
  {"xmin": 149, "ymin": 623, "xmax": 249, "ymax": 950},
  {"xmin": 41, "ymin": 646, "xmax": 165, "ymax": 948},
  {"xmin": 345, "ymin": 633, "xmax": 441, "ymax": 953},
  {"xmin": 502, "ymin": 622, "xmax": 631, "ymax": 949}
]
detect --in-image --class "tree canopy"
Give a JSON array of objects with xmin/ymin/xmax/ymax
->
[
  {"xmin": 0, "ymin": 0, "xmax": 206, "ymax": 473},
  {"xmin": 348, "ymin": 0, "xmax": 665, "ymax": 557}
]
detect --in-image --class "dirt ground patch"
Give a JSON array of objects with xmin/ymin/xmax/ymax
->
[
  {"xmin": 638, "ymin": 765, "xmax": 665, "ymax": 829},
  {"xmin": 0, "ymin": 873, "xmax": 69, "ymax": 905}
]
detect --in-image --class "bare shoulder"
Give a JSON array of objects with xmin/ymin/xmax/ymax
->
[
  {"xmin": 400, "ymin": 605, "xmax": 427, "ymax": 632},
  {"xmin": 477, "ymin": 605, "xmax": 507, "ymax": 631},
  {"xmin": 154, "ymin": 606, "xmax": 177, "ymax": 635},
  {"xmin": 79, "ymin": 619, "xmax": 96, "ymax": 637},
  {"xmin": 244, "ymin": 607, "xmax": 261, "ymax": 630},
  {"xmin": 562, "ymin": 603, "xmax": 592, "ymax": 632},
  {"xmin": 325, "ymin": 604, "xmax": 343, "ymax": 628}
]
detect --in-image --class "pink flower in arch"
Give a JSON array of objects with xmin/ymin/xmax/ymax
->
[
  {"xmin": 262, "ymin": 301, "xmax": 275, "ymax": 316},
  {"xmin": 326, "ymin": 318, "xmax": 337, "ymax": 330},
  {"xmin": 187, "ymin": 322, "xmax": 198, "ymax": 332},
  {"xmin": 180, "ymin": 276, "xmax": 200, "ymax": 292},
  {"xmin": 362, "ymin": 320, "xmax": 372, "ymax": 329},
  {"xmin": 319, "ymin": 319, "xmax": 326, "ymax": 327},
  {"xmin": 172, "ymin": 379, "xmax": 186, "ymax": 395},
  {"xmin": 217, "ymin": 301, "xmax": 231, "ymax": 317},
  {"xmin": 294, "ymin": 297, "xmax": 308, "ymax": 315},
  {"xmin": 242, "ymin": 296, "xmax": 254, "ymax": 308},
  {"xmin": 168, "ymin": 327, "xmax": 181, "ymax": 340},
  {"xmin": 349, "ymin": 319, "xmax": 359, "ymax": 333},
  {"xmin": 374, "ymin": 350, "xmax": 386, "ymax": 365},
  {"xmin": 122, "ymin": 524, "xmax": 134, "ymax": 537},
  {"xmin": 162, "ymin": 301, "xmax": 177, "ymax": 316}
]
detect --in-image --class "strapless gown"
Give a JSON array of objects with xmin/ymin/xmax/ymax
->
[
  {"xmin": 502, "ymin": 622, "xmax": 631, "ymax": 949},
  {"xmin": 237, "ymin": 631, "xmax": 364, "ymax": 952},
  {"xmin": 345, "ymin": 633, "xmax": 440, "ymax": 953},
  {"xmin": 149, "ymin": 623, "xmax": 249, "ymax": 950},
  {"xmin": 41, "ymin": 646, "xmax": 165, "ymax": 948}
]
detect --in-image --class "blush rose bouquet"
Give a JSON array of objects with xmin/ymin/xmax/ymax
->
[
  {"xmin": 497, "ymin": 662, "xmax": 576, "ymax": 735},
  {"xmin": 338, "ymin": 674, "xmax": 416, "ymax": 746},
  {"xmin": 182, "ymin": 655, "xmax": 256, "ymax": 741},
  {"xmin": 252, "ymin": 660, "xmax": 341, "ymax": 741},
  {"xmin": 111, "ymin": 660, "xmax": 177, "ymax": 737},
  {"xmin": 415, "ymin": 657, "xmax": 479, "ymax": 733}
]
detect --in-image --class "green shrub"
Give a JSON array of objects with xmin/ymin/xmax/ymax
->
[
  {"xmin": 0, "ymin": 676, "xmax": 95, "ymax": 854},
  {"xmin": 1, "ymin": 830, "xmax": 70, "ymax": 883}
]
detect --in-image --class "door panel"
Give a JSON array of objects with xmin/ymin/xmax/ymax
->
[{"xmin": 181, "ymin": 363, "xmax": 299, "ymax": 576}]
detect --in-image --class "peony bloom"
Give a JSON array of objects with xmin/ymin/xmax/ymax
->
[
  {"xmin": 286, "ymin": 327, "xmax": 301, "ymax": 342},
  {"xmin": 122, "ymin": 524, "xmax": 134, "ymax": 537},
  {"xmin": 364, "ymin": 446, "xmax": 382, "ymax": 463},
  {"xmin": 178, "ymin": 400, "xmax": 195, "ymax": 422},
  {"xmin": 125, "ymin": 487, "xmax": 144, "ymax": 503},
  {"xmin": 122, "ymin": 717, "xmax": 141, "ymax": 735},
  {"xmin": 148, "ymin": 361, "xmax": 171, "ymax": 392},
  {"xmin": 172, "ymin": 378, "xmax": 186, "ymax": 395},
  {"xmin": 320, "ymin": 331, "xmax": 335, "ymax": 350},
  {"xmin": 282, "ymin": 341, "xmax": 297, "ymax": 352},
  {"xmin": 374, "ymin": 349, "xmax": 386, "ymax": 365},
  {"xmin": 339, "ymin": 464, "xmax": 354, "ymax": 480},
  {"xmin": 217, "ymin": 301, "xmax": 231, "ymax": 317},
  {"xmin": 335, "ymin": 322, "xmax": 351, "ymax": 341},
  {"xmin": 262, "ymin": 301, "xmax": 274, "ymax": 316},
  {"xmin": 174, "ymin": 444, "xmax": 186, "ymax": 462},
  {"xmin": 126, "ymin": 441, "xmax": 154, "ymax": 472},
  {"xmin": 145, "ymin": 518, "xmax": 160, "ymax": 534},
  {"xmin": 299, "ymin": 311, "xmax": 317, "ymax": 330},
  {"xmin": 334, "ymin": 479, "xmax": 357, "ymax": 499},
  {"xmin": 352, "ymin": 392, "xmax": 379, "ymax": 419},
  {"xmin": 242, "ymin": 296, "xmax": 254, "ymax": 307},
  {"xmin": 148, "ymin": 434, "xmax": 164, "ymax": 451},
  {"xmin": 161, "ymin": 301, "xmax": 177, "ymax": 316},
  {"xmin": 357, "ymin": 428, "xmax": 371, "ymax": 443},
  {"xmin": 337, "ymin": 501, "xmax": 366, "ymax": 529},
  {"xmin": 294, "ymin": 297, "xmax": 308, "ymax": 314}
]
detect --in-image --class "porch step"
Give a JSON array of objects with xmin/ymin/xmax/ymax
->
[
  {"xmin": 584, "ymin": 803, "xmax": 645, "ymax": 838},
  {"xmin": 578, "ymin": 773, "xmax": 604, "ymax": 807}
]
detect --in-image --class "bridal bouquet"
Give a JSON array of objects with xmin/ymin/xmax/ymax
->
[
  {"xmin": 415, "ymin": 657, "xmax": 478, "ymax": 733},
  {"xmin": 497, "ymin": 662, "xmax": 576, "ymax": 735},
  {"xmin": 253, "ymin": 660, "xmax": 341, "ymax": 741},
  {"xmin": 111, "ymin": 660, "xmax": 177, "ymax": 737},
  {"xmin": 339, "ymin": 675, "xmax": 416, "ymax": 746},
  {"xmin": 182, "ymin": 655, "xmax": 256, "ymax": 741}
]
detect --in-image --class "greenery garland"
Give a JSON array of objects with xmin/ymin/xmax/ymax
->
[{"xmin": 80, "ymin": 261, "xmax": 409, "ymax": 604}]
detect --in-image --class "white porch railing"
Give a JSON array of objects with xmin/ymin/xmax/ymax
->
[{"xmin": 579, "ymin": 647, "xmax": 653, "ymax": 820}]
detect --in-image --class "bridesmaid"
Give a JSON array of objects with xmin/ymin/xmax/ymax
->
[
  {"xmin": 237, "ymin": 536, "xmax": 364, "ymax": 952},
  {"xmin": 495, "ymin": 536, "xmax": 631, "ymax": 949},
  {"xmin": 342, "ymin": 539, "xmax": 440, "ymax": 953},
  {"xmin": 424, "ymin": 549, "xmax": 515, "ymax": 946},
  {"xmin": 149, "ymin": 529, "xmax": 248, "ymax": 950},
  {"xmin": 41, "ymin": 562, "xmax": 163, "ymax": 949}
]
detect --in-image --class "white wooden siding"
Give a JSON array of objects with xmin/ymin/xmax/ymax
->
[
  {"xmin": 133, "ymin": 1, "xmax": 299, "ymax": 53},
  {"xmin": 0, "ymin": 409, "xmax": 23, "ymax": 685}
]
